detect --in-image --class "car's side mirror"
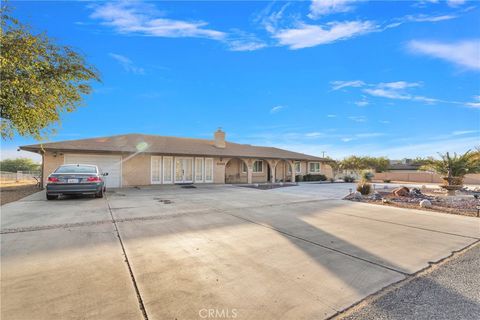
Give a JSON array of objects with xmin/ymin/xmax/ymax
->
[{"xmin": 102, "ymin": 172, "xmax": 109, "ymax": 176}]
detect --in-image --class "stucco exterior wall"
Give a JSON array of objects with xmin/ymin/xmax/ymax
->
[
  {"xmin": 225, "ymin": 158, "xmax": 248, "ymax": 183},
  {"xmin": 374, "ymin": 172, "xmax": 480, "ymax": 185},
  {"xmin": 122, "ymin": 153, "xmax": 151, "ymax": 186},
  {"xmin": 42, "ymin": 152, "xmax": 65, "ymax": 186}
]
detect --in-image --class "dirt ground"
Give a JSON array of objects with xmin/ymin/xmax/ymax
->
[{"xmin": 1, "ymin": 181, "xmax": 41, "ymax": 205}]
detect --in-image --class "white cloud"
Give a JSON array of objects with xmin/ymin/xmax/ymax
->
[
  {"xmin": 305, "ymin": 132, "xmax": 324, "ymax": 138},
  {"xmin": 90, "ymin": 1, "xmax": 225, "ymax": 40},
  {"xmin": 327, "ymin": 114, "xmax": 337, "ymax": 118},
  {"xmin": 331, "ymin": 80, "xmax": 365, "ymax": 90},
  {"xmin": 447, "ymin": 0, "xmax": 466, "ymax": 7},
  {"xmin": 363, "ymin": 88, "xmax": 411, "ymax": 100},
  {"xmin": 354, "ymin": 99, "xmax": 369, "ymax": 106},
  {"xmin": 408, "ymin": 39, "xmax": 480, "ymax": 71},
  {"xmin": 378, "ymin": 81, "xmax": 421, "ymax": 89},
  {"xmin": 406, "ymin": 14, "xmax": 457, "ymax": 22},
  {"xmin": 91, "ymin": 1, "xmax": 266, "ymax": 52},
  {"xmin": 109, "ymin": 53, "xmax": 145, "ymax": 75},
  {"xmin": 349, "ymin": 116, "xmax": 367, "ymax": 122},
  {"xmin": 452, "ymin": 130, "xmax": 477, "ymax": 136},
  {"xmin": 308, "ymin": 0, "xmax": 358, "ymax": 19},
  {"xmin": 273, "ymin": 20, "xmax": 377, "ymax": 49},
  {"xmin": 270, "ymin": 105, "xmax": 285, "ymax": 114}
]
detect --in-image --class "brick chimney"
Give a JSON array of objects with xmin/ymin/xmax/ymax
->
[{"xmin": 214, "ymin": 128, "xmax": 226, "ymax": 148}]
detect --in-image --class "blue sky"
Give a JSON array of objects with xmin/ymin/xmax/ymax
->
[{"xmin": 2, "ymin": 0, "xmax": 479, "ymax": 162}]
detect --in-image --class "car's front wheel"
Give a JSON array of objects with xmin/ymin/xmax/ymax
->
[{"xmin": 46, "ymin": 194, "xmax": 58, "ymax": 200}]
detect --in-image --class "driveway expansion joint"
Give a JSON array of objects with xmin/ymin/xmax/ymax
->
[{"xmin": 106, "ymin": 195, "xmax": 149, "ymax": 320}]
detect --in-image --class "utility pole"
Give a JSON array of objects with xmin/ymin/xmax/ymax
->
[{"xmin": 321, "ymin": 151, "xmax": 326, "ymax": 158}]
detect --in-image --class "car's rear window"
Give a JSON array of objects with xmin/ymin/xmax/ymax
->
[{"xmin": 55, "ymin": 165, "xmax": 97, "ymax": 173}]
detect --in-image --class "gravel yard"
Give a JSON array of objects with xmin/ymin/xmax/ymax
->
[{"xmin": 345, "ymin": 186, "xmax": 480, "ymax": 217}]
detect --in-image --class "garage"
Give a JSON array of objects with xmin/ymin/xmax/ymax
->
[{"xmin": 64, "ymin": 154, "xmax": 122, "ymax": 188}]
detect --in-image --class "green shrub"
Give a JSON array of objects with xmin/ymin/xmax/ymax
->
[
  {"xmin": 343, "ymin": 176, "xmax": 355, "ymax": 183},
  {"xmin": 361, "ymin": 171, "xmax": 374, "ymax": 182},
  {"xmin": 383, "ymin": 179, "xmax": 391, "ymax": 183},
  {"xmin": 295, "ymin": 174, "xmax": 303, "ymax": 182},
  {"xmin": 356, "ymin": 182, "xmax": 372, "ymax": 195},
  {"xmin": 303, "ymin": 174, "xmax": 327, "ymax": 181}
]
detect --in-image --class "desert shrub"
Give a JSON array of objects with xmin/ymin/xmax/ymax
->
[
  {"xmin": 356, "ymin": 182, "xmax": 372, "ymax": 195},
  {"xmin": 361, "ymin": 171, "xmax": 374, "ymax": 182},
  {"xmin": 343, "ymin": 176, "xmax": 355, "ymax": 183},
  {"xmin": 383, "ymin": 179, "xmax": 391, "ymax": 183},
  {"xmin": 329, "ymin": 178, "xmax": 335, "ymax": 183}
]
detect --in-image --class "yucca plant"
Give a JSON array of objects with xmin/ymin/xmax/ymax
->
[{"xmin": 420, "ymin": 150, "xmax": 480, "ymax": 186}]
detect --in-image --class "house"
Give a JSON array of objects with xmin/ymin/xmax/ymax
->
[{"xmin": 20, "ymin": 129, "xmax": 332, "ymax": 188}]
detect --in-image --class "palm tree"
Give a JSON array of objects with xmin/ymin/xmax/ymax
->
[{"xmin": 420, "ymin": 150, "xmax": 480, "ymax": 194}]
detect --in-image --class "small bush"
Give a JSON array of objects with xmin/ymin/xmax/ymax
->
[
  {"xmin": 383, "ymin": 179, "xmax": 391, "ymax": 183},
  {"xmin": 295, "ymin": 174, "xmax": 303, "ymax": 182},
  {"xmin": 356, "ymin": 182, "xmax": 372, "ymax": 195},
  {"xmin": 361, "ymin": 171, "xmax": 374, "ymax": 182},
  {"xmin": 329, "ymin": 178, "xmax": 335, "ymax": 183},
  {"xmin": 343, "ymin": 176, "xmax": 355, "ymax": 183},
  {"xmin": 302, "ymin": 174, "xmax": 327, "ymax": 181}
]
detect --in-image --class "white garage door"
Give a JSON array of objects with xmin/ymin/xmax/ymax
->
[{"xmin": 64, "ymin": 154, "xmax": 122, "ymax": 188}]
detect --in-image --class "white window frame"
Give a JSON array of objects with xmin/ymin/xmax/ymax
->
[
  {"xmin": 295, "ymin": 161, "xmax": 301, "ymax": 174},
  {"xmin": 309, "ymin": 162, "xmax": 321, "ymax": 173},
  {"xmin": 253, "ymin": 160, "xmax": 263, "ymax": 173},
  {"xmin": 151, "ymin": 156, "xmax": 162, "ymax": 184},
  {"xmin": 174, "ymin": 157, "xmax": 194, "ymax": 183},
  {"xmin": 241, "ymin": 161, "xmax": 248, "ymax": 173},
  {"xmin": 162, "ymin": 156, "xmax": 173, "ymax": 184},
  {"xmin": 194, "ymin": 157, "xmax": 204, "ymax": 183},
  {"xmin": 204, "ymin": 158, "xmax": 214, "ymax": 183}
]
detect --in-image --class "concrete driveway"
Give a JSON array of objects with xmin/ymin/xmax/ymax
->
[{"xmin": 1, "ymin": 183, "xmax": 479, "ymax": 320}]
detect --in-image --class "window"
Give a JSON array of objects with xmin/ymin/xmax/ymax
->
[
  {"xmin": 241, "ymin": 162, "xmax": 248, "ymax": 173},
  {"xmin": 309, "ymin": 162, "xmax": 320, "ymax": 173},
  {"xmin": 253, "ymin": 160, "xmax": 263, "ymax": 173},
  {"xmin": 295, "ymin": 162, "xmax": 301, "ymax": 174},
  {"xmin": 195, "ymin": 158, "xmax": 204, "ymax": 182},
  {"xmin": 55, "ymin": 165, "xmax": 97, "ymax": 173},
  {"xmin": 205, "ymin": 158, "xmax": 213, "ymax": 182}
]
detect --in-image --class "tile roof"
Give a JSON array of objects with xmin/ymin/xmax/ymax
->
[{"xmin": 20, "ymin": 133, "xmax": 324, "ymax": 161}]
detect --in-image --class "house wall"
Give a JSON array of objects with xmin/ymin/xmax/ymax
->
[
  {"xmin": 42, "ymin": 151, "xmax": 331, "ymax": 186},
  {"xmin": 43, "ymin": 152, "xmax": 65, "ymax": 186},
  {"xmin": 122, "ymin": 153, "xmax": 151, "ymax": 186},
  {"xmin": 225, "ymin": 158, "xmax": 248, "ymax": 183}
]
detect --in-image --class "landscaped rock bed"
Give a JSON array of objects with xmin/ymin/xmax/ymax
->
[{"xmin": 344, "ymin": 186, "xmax": 480, "ymax": 217}]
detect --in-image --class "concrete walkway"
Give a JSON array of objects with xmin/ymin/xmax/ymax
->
[{"xmin": 1, "ymin": 184, "xmax": 479, "ymax": 319}]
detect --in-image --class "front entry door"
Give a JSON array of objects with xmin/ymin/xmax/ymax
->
[{"xmin": 175, "ymin": 158, "xmax": 193, "ymax": 183}]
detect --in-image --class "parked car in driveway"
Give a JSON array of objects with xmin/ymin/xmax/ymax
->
[{"xmin": 46, "ymin": 164, "xmax": 108, "ymax": 200}]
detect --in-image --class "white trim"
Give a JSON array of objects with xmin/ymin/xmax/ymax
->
[
  {"xmin": 295, "ymin": 161, "xmax": 301, "ymax": 174},
  {"xmin": 253, "ymin": 160, "xmax": 264, "ymax": 173},
  {"xmin": 64, "ymin": 153, "xmax": 122, "ymax": 188},
  {"xmin": 241, "ymin": 161, "xmax": 248, "ymax": 174},
  {"xmin": 194, "ymin": 157, "xmax": 204, "ymax": 183},
  {"xmin": 204, "ymin": 158, "xmax": 214, "ymax": 183},
  {"xmin": 174, "ymin": 157, "xmax": 194, "ymax": 183},
  {"xmin": 308, "ymin": 161, "xmax": 321, "ymax": 173},
  {"xmin": 162, "ymin": 156, "xmax": 173, "ymax": 184},
  {"xmin": 150, "ymin": 156, "xmax": 162, "ymax": 184}
]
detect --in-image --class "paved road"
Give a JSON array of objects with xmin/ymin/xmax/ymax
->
[
  {"xmin": 339, "ymin": 243, "xmax": 480, "ymax": 320},
  {"xmin": 2, "ymin": 184, "xmax": 479, "ymax": 320}
]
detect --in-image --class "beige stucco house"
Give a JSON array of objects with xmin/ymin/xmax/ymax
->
[{"xmin": 20, "ymin": 129, "xmax": 332, "ymax": 188}]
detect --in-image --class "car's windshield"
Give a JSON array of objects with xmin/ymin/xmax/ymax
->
[{"xmin": 55, "ymin": 165, "xmax": 97, "ymax": 174}]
